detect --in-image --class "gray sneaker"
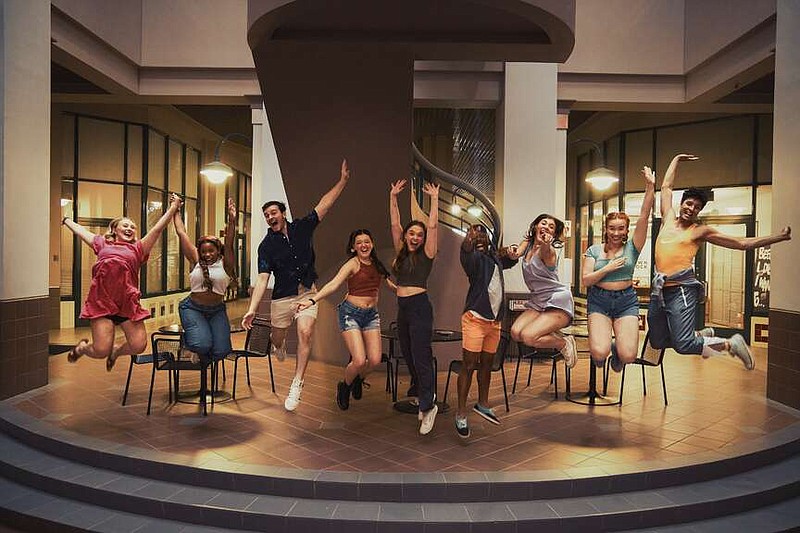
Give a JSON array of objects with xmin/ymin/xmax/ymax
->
[
  {"xmin": 455, "ymin": 416, "xmax": 470, "ymax": 438},
  {"xmin": 728, "ymin": 334, "xmax": 754, "ymax": 370},
  {"xmin": 419, "ymin": 404, "xmax": 438, "ymax": 435},
  {"xmin": 698, "ymin": 327, "xmax": 715, "ymax": 338}
]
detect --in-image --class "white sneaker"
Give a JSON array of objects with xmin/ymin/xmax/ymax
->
[
  {"xmin": 698, "ymin": 327, "xmax": 715, "ymax": 338},
  {"xmin": 284, "ymin": 377, "xmax": 303, "ymax": 411},
  {"xmin": 419, "ymin": 404, "xmax": 438, "ymax": 435},
  {"xmin": 562, "ymin": 335, "xmax": 578, "ymax": 369},
  {"xmin": 728, "ymin": 334, "xmax": 755, "ymax": 370},
  {"xmin": 271, "ymin": 341, "xmax": 287, "ymax": 362}
]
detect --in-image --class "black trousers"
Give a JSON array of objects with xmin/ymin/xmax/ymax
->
[{"xmin": 397, "ymin": 292, "xmax": 435, "ymax": 412}]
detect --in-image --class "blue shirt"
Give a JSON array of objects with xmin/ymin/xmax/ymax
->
[
  {"xmin": 584, "ymin": 240, "xmax": 641, "ymax": 283},
  {"xmin": 257, "ymin": 209, "xmax": 320, "ymax": 299}
]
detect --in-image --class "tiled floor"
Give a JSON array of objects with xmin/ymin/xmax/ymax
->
[{"xmin": 25, "ymin": 314, "xmax": 800, "ymax": 474}]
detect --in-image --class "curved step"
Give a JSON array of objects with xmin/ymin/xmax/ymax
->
[
  {"xmin": 1, "ymin": 404, "xmax": 799, "ymax": 504},
  {"xmin": 1, "ymin": 430, "xmax": 799, "ymax": 532}
]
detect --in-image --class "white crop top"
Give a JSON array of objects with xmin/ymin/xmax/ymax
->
[{"xmin": 189, "ymin": 258, "xmax": 230, "ymax": 296}]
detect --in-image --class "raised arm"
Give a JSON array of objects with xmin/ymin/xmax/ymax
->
[
  {"xmin": 703, "ymin": 225, "xmax": 791, "ymax": 251},
  {"xmin": 296, "ymin": 258, "xmax": 358, "ymax": 312},
  {"xmin": 172, "ymin": 195, "xmax": 198, "ymax": 264},
  {"xmin": 242, "ymin": 272, "xmax": 270, "ymax": 330},
  {"xmin": 61, "ymin": 217, "xmax": 98, "ymax": 247},
  {"xmin": 660, "ymin": 154, "xmax": 698, "ymax": 219},
  {"xmin": 222, "ymin": 197, "xmax": 237, "ymax": 275},
  {"xmin": 423, "ymin": 182, "xmax": 439, "ymax": 259},
  {"xmin": 389, "ymin": 180, "xmax": 406, "ymax": 253},
  {"xmin": 314, "ymin": 158, "xmax": 349, "ymax": 221},
  {"xmin": 141, "ymin": 194, "xmax": 182, "ymax": 257},
  {"xmin": 632, "ymin": 165, "xmax": 656, "ymax": 251}
]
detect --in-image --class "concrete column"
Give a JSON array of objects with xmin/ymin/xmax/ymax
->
[
  {"xmin": 501, "ymin": 63, "xmax": 565, "ymax": 293},
  {"xmin": 0, "ymin": 0, "xmax": 51, "ymax": 399},
  {"xmin": 767, "ymin": 0, "xmax": 800, "ymax": 409}
]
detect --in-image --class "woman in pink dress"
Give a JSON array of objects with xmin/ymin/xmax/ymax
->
[{"xmin": 61, "ymin": 194, "xmax": 182, "ymax": 370}]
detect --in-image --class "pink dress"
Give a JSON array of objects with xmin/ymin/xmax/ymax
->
[{"xmin": 80, "ymin": 235, "xmax": 150, "ymax": 322}]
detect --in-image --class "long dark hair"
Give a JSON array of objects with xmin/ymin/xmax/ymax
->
[
  {"xmin": 196, "ymin": 235, "xmax": 238, "ymax": 291},
  {"xmin": 526, "ymin": 213, "xmax": 565, "ymax": 247},
  {"xmin": 347, "ymin": 229, "xmax": 390, "ymax": 277},
  {"xmin": 392, "ymin": 220, "xmax": 426, "ymax": 274}
]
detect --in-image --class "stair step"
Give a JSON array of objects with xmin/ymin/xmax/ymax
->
[{"xmin": 2, "ymin": 431, "xmax": 798, "ymax": 532}]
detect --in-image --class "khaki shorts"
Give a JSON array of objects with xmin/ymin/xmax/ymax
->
[
  {"xmin": 270, "ymin": 287, "xmax": 318, "ymax": 329},
  {"xmin": 461, "ymin": 311, "xmax": 501, "ymax": 353}
]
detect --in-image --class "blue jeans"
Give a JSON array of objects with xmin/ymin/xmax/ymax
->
[
  {"xmin": 178, "ymin": 297, "xmax": 232, "ymax": 361},
  {"xmin": 588, "ymin": 286, "xmax": 639, "ymax": 319},
  {"xmin": 647, "ymin": 284, "xmax": 703, "ymax": 355}
]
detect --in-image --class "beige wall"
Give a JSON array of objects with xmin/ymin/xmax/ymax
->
[
  {"xmin": 684, "ymin": 0, "xmax": 776, "ymax": 71},
  {"xmin": 52, "ymin": 0, "xmax": 143, "ymax": 63},
  {"xmin": 141, "ymin": 0, "xmax": 253, "ymax": 68},
  {"xmin": 562, "ymin": 0, "xmax": 684, "ymax": 75}
]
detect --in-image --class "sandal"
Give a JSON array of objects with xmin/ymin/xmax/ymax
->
[
  {"xmin": 67, "ymin": 339, "xmax": 88, "ymax": 363},
  {"xmin": 106, "ymin": 354, "xmax": 117, "ymax": 372}
]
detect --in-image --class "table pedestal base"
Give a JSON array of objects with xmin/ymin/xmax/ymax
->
[
  {"xmin": 567, "ymin": 391, "xmax": 619, "ymax": 406},
  {"xmin": 177, "ymin": 390, "xmax": 232, "ymax": 405}
]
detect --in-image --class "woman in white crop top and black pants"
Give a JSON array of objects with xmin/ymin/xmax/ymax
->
[{"xmin": 173, "ymin": 195, "xmax": 238, "ymax": 367}]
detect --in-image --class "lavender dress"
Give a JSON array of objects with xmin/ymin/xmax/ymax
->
[{"xmin": 522, "ymin": 252, "xmax": 574, "ymax": 322}]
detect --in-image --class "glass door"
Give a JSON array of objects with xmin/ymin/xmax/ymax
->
[{"xmin": 694, "ymin": 217, "xmax": 753, "ymax": 340}]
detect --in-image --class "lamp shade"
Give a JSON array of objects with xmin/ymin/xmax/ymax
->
[
  {"xmin": 585, "ymin": 166, "xmax": 619, "ymax": 191},
  {"xmin": 200, "ymin": 160, "xmax": 234, "ymax": 184}
]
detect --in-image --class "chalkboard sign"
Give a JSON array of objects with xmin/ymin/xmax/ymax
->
[{"xmin": 753, "ymin": 246, "xmax": 770, "ymax": 310}]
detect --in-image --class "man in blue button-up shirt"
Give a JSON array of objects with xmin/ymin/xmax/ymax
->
[{"xmin": 243, "ymin": 159, "xmax": 349, "ymax": 411}]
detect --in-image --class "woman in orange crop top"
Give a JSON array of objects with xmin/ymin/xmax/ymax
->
[{"xmin": 297, "ymin": 229, "xmax": 395, "ymax": 410}]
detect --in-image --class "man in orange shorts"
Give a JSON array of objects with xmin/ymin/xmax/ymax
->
[{"xmin": 455, "ymin": 225, "xmax": 518, "ymax": 438}]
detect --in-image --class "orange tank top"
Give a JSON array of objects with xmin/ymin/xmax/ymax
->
[
  {"xmin": 347, "ymin": 261, "xmax": 382, "ymax": 298},
  {"xmin": 655, "ymin": 222, "xmax": 699, "ymax": 277}
]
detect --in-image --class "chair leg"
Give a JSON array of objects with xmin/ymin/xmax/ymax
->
[
  {"xmin": 641, "ymin": 364, "xmax": 647, "ymax": 396},
  {"xmin": 602, "ymin": 359, "xmax": 609, "ymax": 396},
  {"xmin": 501, "ymin": 366, "xmax": 510, "ymax": 412},
  {"xmin": 147, "ymin": 362, "xmax": 157, "ymax": 416},
  {"xmin": 512, "ymin": 354, "xmax": 521, "ymax": 394},
  {"xmin": 232, "ymin": 358, "xmax": 239, "ymax": 399},
  {"xmin": 221, "ymin": 359, "xmax": 226, "ymax": 382},
  {"xmin": 267, "ymin": 355, "xmax": 276, "ymax": 393},
  {"xmin": 122, "ymin": 358, "xmax": 135, "ymax": 406},
  {"xmin": 551, "ymin": 358, "xmax": 559, "ymax": 399},
  {"xmin": 660, "ymin": 362, "xmax": 668, "ymax": 405},
  {"xmin": 526, "ymin": 357, "xmax": 533, "ymax": 387},
  {"xmin": 245, "ymin": 356, "xmax": 251, "ymax": 386},
  {"xmin": 619, "ymin": 365, "xmax": 626, "ymax": 405},
  {"xmin": 393, "ymin": 360, "xmax": 400, "ymax": 402}
]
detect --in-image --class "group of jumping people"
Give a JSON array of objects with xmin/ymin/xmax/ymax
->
[{"xmin": 63, "ymin": 153, "xmax": 791, "ymax": 437}]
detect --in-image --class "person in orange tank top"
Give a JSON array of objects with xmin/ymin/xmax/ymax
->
[
  {"xmin": 296, "ymin": 229, "xmax": 395, "ymax": 410},
  {"xmin": 648, "ymin": 153, "xmax": 792, "ymax": 370}
]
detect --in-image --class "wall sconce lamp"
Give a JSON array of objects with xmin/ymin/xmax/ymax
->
[
  {"xmin": 572, "ymin": 138, "xmax": 619, "ymax": 192},
  {"xmin": 200, "ymin": 132, "xmax": 252, "ymax": 185},
  {"xmin": 467, "ymin": 204, "xmax": 483, "ymax": 218}
]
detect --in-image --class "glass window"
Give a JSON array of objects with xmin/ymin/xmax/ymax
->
[
  {"xmin": 578, "ymin": 205, "xmax": 589, "ymax": 294},
  {"xmin": 148, "ymin": 130, "xmax": 165, "ymax": 189},
  {"xmin": 186, "ymin": 148, "xmax": 199, "ymax": 198},
  {"xmin": 79, "ymin": 117, "xmax": 125, "ymax": 182},
  {"xmin": 702, "ymin": 186, "xmax": 753, "ymax": 216},
  {"xmin": 624, "ymin": 130, "xmax": 653, "ymax": 192},
  {"xmin": 168, "ymin": 139, "xmax": 183, "ymax": 193},
  {"xmin": 166, "ymin": 218, "xmax": 181, "ymax": 291},
  {"xmin": 591, "ymin": 201, "xmax": 604, "ymax": 247},
  {"xmin": 127, "ymin": 125, "xmax": 143, "ymax": 184},
  {"xmin": 606, "ymin": 196, "xmax": 619, "ymax": 214},
  {"xmin": 184, "ymin": 198, "xmax": 198, "ymax": 287},
  {"xmin": 77, "ymin": 181, "xmax": 124, "ymax": 219},
  {"xmin": 624, "ymin": 193, "xmax": 652, "ymax": 289},
  {"xmin": 126, "ymin": 185, "xmax": 142, "ymax": 233},
  {"xmin": 60, "ymin": 180, "xmax": 75, "ymax": 297},
  {"xmin": 656, "ymin": 117, "xmax": 753, "ymax": 188},
  {"xmin": 146, "ymin": 188, "xmax": 165, "ymax": 294}
]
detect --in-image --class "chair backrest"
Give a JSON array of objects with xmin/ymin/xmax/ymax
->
[
  {"xmin": 640, "ymin": 331, "xmax": 666, "ymax": 365},
  {"xmin": 150, "ymin": 333, "xmax": 183, "ymax": 365},
  {"xmin": 245, "ymin": 318, "xmax": 272, "ymax": 356},
  {"xmin": 491, "ymin": 331, "xmax": 511, "ymax": 372}
]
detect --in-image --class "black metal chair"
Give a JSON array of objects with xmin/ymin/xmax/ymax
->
[
  {"xmin": 153, "ymin": 333, "xmax": 218, "ymax": 416},
  {"xmin": 225, "ymin": 317, "xmax": 275, "ymax": 398},
  {"xmin": 121, "ymin": 334, "xmax": 176, "ymax": 415},
  {"xmin": 443, "ymin": 331, "xmax": 511, "ymax": 413},
  {"xmin": 619, "ymin": 331, "xmax": 668, "ymax": 405},
  {"xmin": 512, "ymin": 344, "xmax": 563, "ymax": 399}
]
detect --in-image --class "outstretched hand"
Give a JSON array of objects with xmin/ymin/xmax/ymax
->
[
  {"xmin": 780, "ymin": 226, "xmax": 792, "ymax": 241},
  {"xmin": 674, "ymin": 153, "xmax": 699, "ymax": 162},
  {"xmin": 390, "ymin": 179, "xmax": 406, "ymax": 196},
  {"xmin": 641, "ymin": 166, "xmax": 656, "ymax": 187},
  {"xmin": 422, "ymin": 182, "xmax": 440, "ymax": 197},
  {"xmin": 169, "ymin": 193, "xmax": 183, "ymax": 210},
  {"xmin": 340, "ymin": 159, "xmax": 350, "ymax": 182}
]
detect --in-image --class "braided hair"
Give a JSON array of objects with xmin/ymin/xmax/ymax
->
[{"xmin": 196, "ymin": 235, "xmax": 224, "ymax": 291}]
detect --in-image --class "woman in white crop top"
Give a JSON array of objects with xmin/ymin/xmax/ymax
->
[{"xmin": 173, "ymin": 195, "xmax": 238, "ymax": 370}]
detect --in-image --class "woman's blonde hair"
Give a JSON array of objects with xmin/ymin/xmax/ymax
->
[{"xmin": 104, "ymin": 217, "xmax": 136, "ymax": 242}]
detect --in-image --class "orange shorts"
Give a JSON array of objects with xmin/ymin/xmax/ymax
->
[{"xmin": 461, "ymin": 312, "xmax": 501, "ymax": 353}]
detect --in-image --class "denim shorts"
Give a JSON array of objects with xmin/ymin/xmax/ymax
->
[
  {"xmin": 337, "ymin": 300, "xmax": 381, "ymax": 332},
  {"xmin": 587, "ymin": 286, "xmax": 639, "ymax": 319}
]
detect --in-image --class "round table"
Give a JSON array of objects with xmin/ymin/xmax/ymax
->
[{"xmin": 381, "ymin": 328, "xmax": 462, "ymax": 414}]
